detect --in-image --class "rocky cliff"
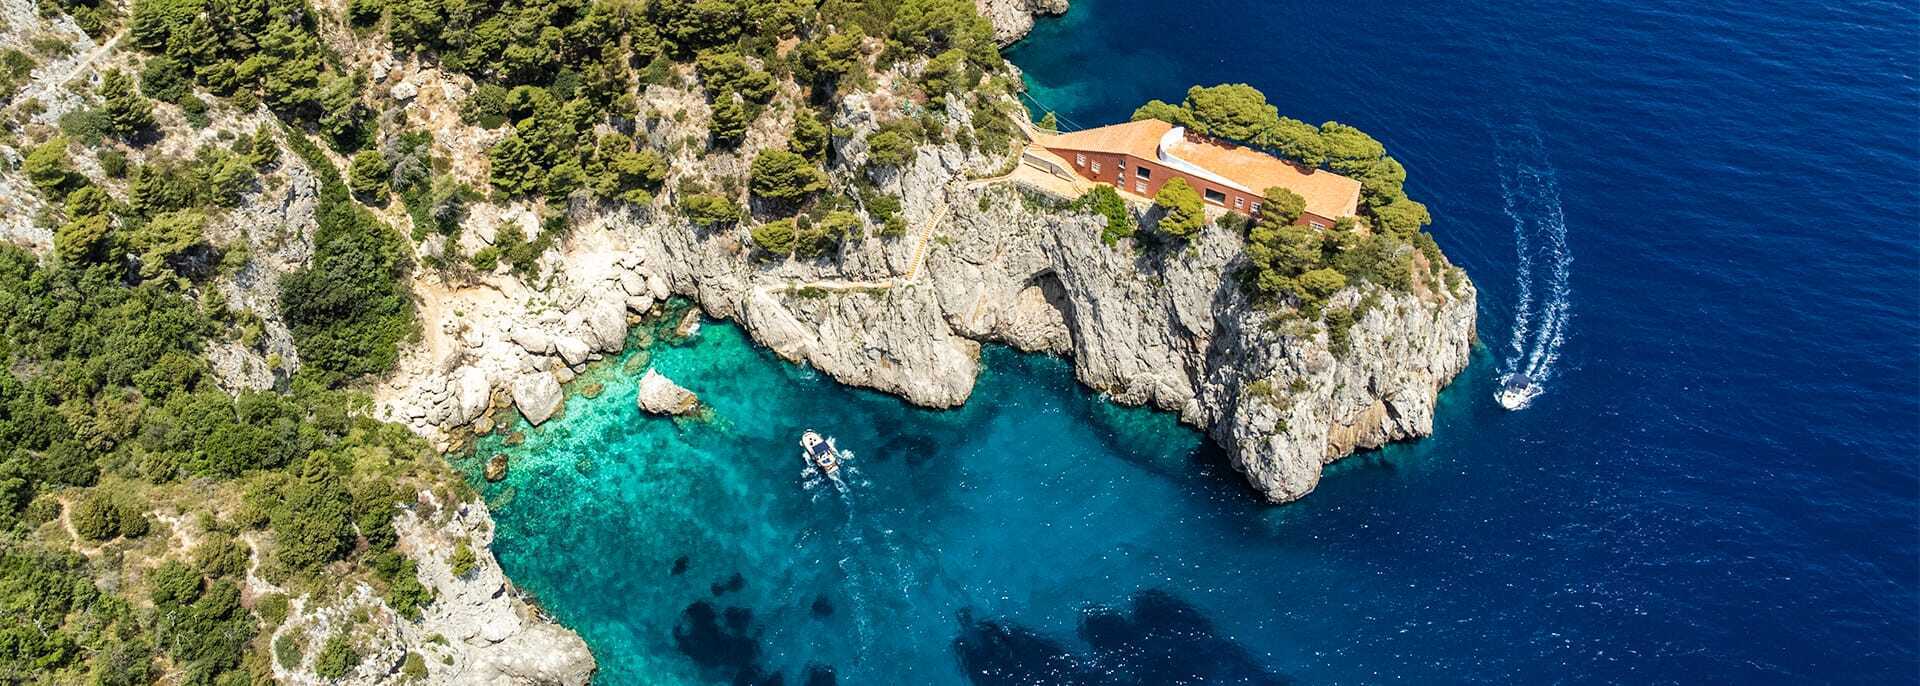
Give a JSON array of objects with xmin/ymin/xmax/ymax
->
[
  {"xmin": 376, "ymin": 80, "xmax": 1476, "ymax": 504},
  {"xmin": 976, "ymin": 0, "xmax": 1071, "ymax": 45}
]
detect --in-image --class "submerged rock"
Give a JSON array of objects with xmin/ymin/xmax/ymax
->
[
  {"xmin": 512, "ymin": 372, "xmax": 564, "ymax": 426},
  {"xmin": 485, "ymin": 454, "xmax": 509, "ymax": 482},
  {"xmin": 637, "ymin": 369, "xmax": 699, "ymax": 416}
]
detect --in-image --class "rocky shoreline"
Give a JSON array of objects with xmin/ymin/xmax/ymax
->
[{"xmin": 373, "ymin": 84, "xmax": 1476, "ymax": 504}]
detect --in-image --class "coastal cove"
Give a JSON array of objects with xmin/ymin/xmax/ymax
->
[
  {"xmin": 473, "ymin": 0, "xmax": 1919, "ymax": 683},
  {"xmin": 465, "ymin": 314, "xmax": 1491, "ymax": 685}
]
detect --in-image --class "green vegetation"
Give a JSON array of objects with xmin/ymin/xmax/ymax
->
[
  {"xmin": 279, "ymin": 130, "xmax": 417, "ymax": 388},
  {"xmin": 750, "ymin": 150, "xmax": 829, "ymax": 206},
  {"xmin": 314, "ymin": 631, "xmax": 359, "ymax": 679},
  {"xmin": 1075, "ymin": 184, "xmax": 1136, "ymax": 245},
  {"xmin": 450, "ymin": 538, "xmax": 477, "ymax": 577},
  {"xmin": 0, "ymin": 0, "xmax": 1042, "ymax": 680},
  {"xmin": 751, "ymin": 218, "xmax": 799, "ymax": 257},
  {"xmin": 1152, "ymin": 178, "xmax": 1206, "ymax": 239}
]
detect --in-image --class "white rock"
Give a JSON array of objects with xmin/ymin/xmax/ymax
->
[
  {"xmin": 646, "ymin": 273, "xmax": 670, "ymax": 300},
  {"xmin": 510, "ymin": 325, "xmax": 554, "ymax": 354},
  {"xmin": 553, "ymin": 336, "xmax": 591, "ymax": 367},
  {"xmin": 618, "ymin": 271, "xmax": 646, "ymax": 296},
  {"xmin": 636, "ymin": 370, "xmax": 699, "ymax": 416},
  {"xmin": 454, "ymin": 366, "xmax": 493, "ymax": 426},
  {"xmin": 511, "ymin": 372, "xmax": 563, "ymax": 426}
]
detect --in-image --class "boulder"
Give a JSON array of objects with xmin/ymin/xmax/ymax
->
[
  {"xmin": 646, "ymin": 273, "xmax": 671, "ymax": 301},
  {"xmin": 637, "ymin": 369, "xmax": 699, "ymax": 416},
  {"xmin": 554, "ymin": 336, "xmax": 592, "ymax": 367},
  {"xmin": 454, "ymin": 366, "xmax": 492, "ymax": 426},
  {"xmin": 512, "ymin": 372, "xmax": 564, "ymax": 426},
  {"xmin": 485, "ymin": 454, "xmax": 508, "ymax": 482},
  {"xmin": 581, "ymin": 296, "xmax": 629, "ymax": 352},
  {"xmin": 510, "ymin": 325, "xmax": 554, "ymax": 355}
]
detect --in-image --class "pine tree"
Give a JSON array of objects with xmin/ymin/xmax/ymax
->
[{"xmin": 99, "ymin": 70, "xmax": 155, "ymax": 139}]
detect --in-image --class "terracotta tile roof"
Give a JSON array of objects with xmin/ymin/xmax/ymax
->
[
  {"xmin": 1040, "ymin": 120, "xmax": 1363, "ymax": 220},
  {"xmin": 1035, "ymin": 118, "xmax": 1171, "ymax": 161}
]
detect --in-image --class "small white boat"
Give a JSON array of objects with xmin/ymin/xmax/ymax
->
[
  {"xmin": 1495, "ymin": 373, "xmax": 1541, "ymax": 411},
  {"xmin": 799, "ymin": 430, "xmax": 842, "ymax": 475}
]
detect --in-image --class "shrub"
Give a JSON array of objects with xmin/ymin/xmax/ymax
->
[
  {"xmin": 680, "ymin": 193, "xmax": 740, "ymax": 227},
  {"xmin": 750, "ymin": 219, "xmax": 797, "ymax": 257},
  {"xmin": 347, "ymin": 150, "xmax": 389, "ymax": 201},
  {"xmin": 72, "ymin": 492, "xmax": 121, "ymax": 541},
  {"xmin": 449, "ymin": 538, "xmax": 476, "ymax": 577},
  {"xmin": 749, "ymin": 150, "xmax": 827, "ymax": 204},
  {"xmin": 256, "ymin": 593, "xmax": 290, "ymax": 626},
  {"xmin": 274, "ymin": 633, "xmax": 304, "ymax": 669},
  {"xmin": 1152, "ymin": 178, "xmax": 1205, "ymax": 239},
  {"xmin": 402, "ymin": 652, "xmax": 428, "ymax": 681},
  {"xmin": 865, "ymin": 128, "xmax": 914, "ymax": 168},
  {"xmin": 23, "ymin": 137, "xmax": 78, "ymax": 198},
  {"xmin": 314, "ymin": 632, "xmax": 359, "ymax": 679},
  {"xmin": 1076, "ymin": 185, "xmax": 1134, "ymax": 245}
]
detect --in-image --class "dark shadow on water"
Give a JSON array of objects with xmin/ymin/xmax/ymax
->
[
  {"xmin": 952, "ymin": 590, "xmax": 1292, "ymax": 686},
  {"xmin": 673, "ymin": 601, "xmax": 760, "ymax": 674}
]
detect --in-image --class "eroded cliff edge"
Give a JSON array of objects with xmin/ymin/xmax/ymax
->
[{"xmin": 377, "ymin": 88, "xmax": 1475, "ymax": 504}]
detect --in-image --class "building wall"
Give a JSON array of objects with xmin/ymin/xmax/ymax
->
[{"xmin": 1043, "ymin": 146, "xmax": 1332, "ymax": 228}]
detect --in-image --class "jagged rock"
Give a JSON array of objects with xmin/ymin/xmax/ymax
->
[
  {"xmin": 553, "ymin": 336, "xmax": 591, "ymax": 367},
  {"xmin": 637, "ymin": 369, "xmax": 699, "ymax": 416},
  {"xmin": 485, "ymin": 454, "xmax": 508, "ymax": 482},
  {"xmin": 511, "ymin": 372, "xmax": 563, "ymax": 426},
  {"xmin": 618, "ymin": 271, "xmax": 646, "ymax": 296},
  {"xmin": 452, "ymin": 366, "xmax": 492, "ymax": 427},
  {"xmin": 510, "ymin": 325, "xmax": 554, "ymax": 355},
  {"xmin": 646, "ymin": 273, "xmax": 670, "ymax": 300},
  {"xmin": 672, "ymin": 308, "xmax": 701, "ymax": 340},
  {"xmin": 976, "ymin": 0, "xmax": 1070, "ymax": 45},
  {"xmin": 626, "ymin": 294, "xmax": 655, "ymax": 314},
  {"xmin": 579, "ymin": 295, "xmax": 629, "ymax": 352}
]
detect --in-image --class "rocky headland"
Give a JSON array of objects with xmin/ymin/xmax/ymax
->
[{"xmin": 367, "ymin": 74, "xmax": 1475, "ymax": 503}]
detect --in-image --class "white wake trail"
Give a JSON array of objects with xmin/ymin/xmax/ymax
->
[{"xmin": 1493, "ymin": 122, "xmax": 1573, "ymax": 409}]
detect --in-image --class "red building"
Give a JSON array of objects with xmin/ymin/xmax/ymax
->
[{"xmin": 1037, "ymin": 119, "xmax": 1361, "ymax": 229}]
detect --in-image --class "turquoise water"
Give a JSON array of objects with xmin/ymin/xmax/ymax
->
[{"xmin": 473, "ymin": 315, "xmax": 1357, "ymax": 684}]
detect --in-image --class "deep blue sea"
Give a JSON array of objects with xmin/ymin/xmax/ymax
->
[{"xmin": 470, "ymin": 0, "xmax": 1920, "ymax": 682}]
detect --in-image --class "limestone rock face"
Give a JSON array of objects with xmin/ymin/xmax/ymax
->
[
  {"xmin": 976, "ymin": 0, "xmax": 1071, "ymax": 45},
  {"xmin": 511, "ymin": 372, "xmax": 564, "ymax": 426},
  {"xmin": 376, "ymin": 68, "xmax": 1475, "ymax": 506},
  {"xmin": 637, "ymin": 369, "xmax": 700, "ymax": 416}
]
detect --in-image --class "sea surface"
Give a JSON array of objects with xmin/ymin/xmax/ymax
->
[{"xmin": 470, "ymin": 0, "xmax": 1920, "ymax": 682}]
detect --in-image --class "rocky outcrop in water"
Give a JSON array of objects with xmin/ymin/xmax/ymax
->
[{"xmin": 637, "ymin": 369, "xmax": 700, "ymax": 416}]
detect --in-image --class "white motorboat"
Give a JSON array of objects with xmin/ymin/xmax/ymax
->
[
  {"xmin": 1495, "ymin": 373, "xmax": 1541, "ymax": 411},
  {"xmin": 799, "ymin": 430, "xmax": 841, "ymax": 475}
]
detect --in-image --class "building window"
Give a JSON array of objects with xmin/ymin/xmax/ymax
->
[
  {"xmin": 1310, "ymin": 220, "xmax": 1327, "ymax": 230},
  {"xmin": 1075, "ymin": 153, "xmax": 1086, "ymax": 167},
  {"xmin": 1234, "ymin": 197, "xmax": 1245, "ymax": 209},
  {"xmin": 1204, "ymin": 189, "xmax": 1227, "ymax": 205},
  {"xmin": 1135, "ymin": 181, "xmax": 1147, "ymax": 193},
  {"xmin": 1091, "ymin": 161, "xmax": 1101, "ymax": 173},
  {"xmin": 1136, "ymin": 166, "xmax": 1152, "ymax": 180},
  {"xmin": 1251, "ymin": 202, "xmax": 1262, "ymax": 213}
]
